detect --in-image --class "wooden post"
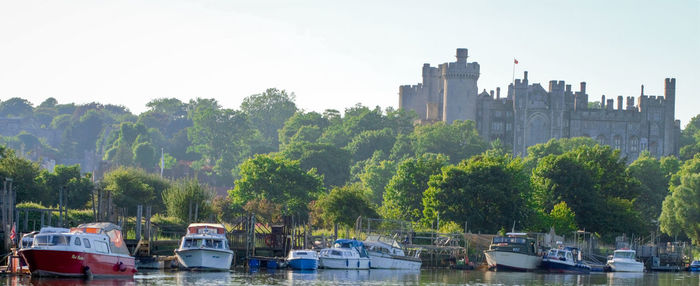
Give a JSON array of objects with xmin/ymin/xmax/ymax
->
[
  {"xmin": 145, "ymin": 205, "xmax": 151, "ymax": 241},
  {"xmin": 40, "ymin": 211, "xmax": 44, "ymax": 227},
  {"xmin": 24, "ymin": 209, "xmax": 28, "ymax": 232},
  {"xmin": 97, "ymin": 187, "xmax": 102, "ymax": 221},
  {"xmin": 135, "ymin": 205, "xmax": 142, "ymax": 242},
  {"xmin": 47, "ymin": 210, "xmax": 52, "ymax": 226},
  {"xmin": 188, "ymin": 200, "xmax": 192, "ymax": 224},
  {"xmin": 91, "ymin": 186, "xmax": 97, "ymax": 222},
  {"xmin": 193, "ymin": 204, "xmax": 198, "ymax": 223},
  {"xmin": 59, "ymin": 186, "xmax": 63, "ymax": 227}
]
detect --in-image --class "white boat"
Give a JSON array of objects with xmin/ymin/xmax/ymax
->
[
  {"xmin": 175, "ymin": 223, "xmax": 233, "ymax": 271},
  {"xmin": 318, "ymin": 239, "xmax": 370, "ymax": 269},
  {"xmin": 484, "ymin": 232, "xmax": 542, "ymax": 271},
  {"xmin": 363, "ymin": 235, "xmax": 421, "ymax": 269},
  {"xmin": 606, "ymin": 249, "xmax": 644, "ymax": 272}
]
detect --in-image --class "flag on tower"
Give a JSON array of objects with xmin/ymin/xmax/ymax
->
[{"xmin": 514, "ymin": 59, "xmax": 519, "ymax": 64}]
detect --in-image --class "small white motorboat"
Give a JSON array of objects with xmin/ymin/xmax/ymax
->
[
  {"xmin": 606, "ymin": 249, "xmax": 644, "ymax": 272},
  {"xmin": 318, "ymin": 239, "xmax": 370, "ymax": 269},
  {"xmin": 175, "ymin": 223, "xmax": 233, "ymax": 271}
]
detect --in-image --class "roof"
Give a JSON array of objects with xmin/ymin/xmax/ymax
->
[{"xmin": 74, "ymin": 222, "xmax": 121, "ymax": 233}]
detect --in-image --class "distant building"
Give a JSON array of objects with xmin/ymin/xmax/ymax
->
[{"xmin": 399, "ymin": 48, "xmax": 681, "ymax": 159}]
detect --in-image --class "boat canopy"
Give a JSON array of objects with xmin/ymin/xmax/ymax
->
[
  {"xmin": 187, "ymin": 223, "xmax": 226, "ymax": 236},
  {"xmin": 72, "ymin": 222, "xmax": 130, "ymax": 256},
  {"xmin": 334, "ymin": 239, "xmax": 364, "ymax": 248}
]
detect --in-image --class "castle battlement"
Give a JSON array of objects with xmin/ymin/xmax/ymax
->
[{"xmin": 398, "ymin": 49, "xmax": 680, "ymax": 159}]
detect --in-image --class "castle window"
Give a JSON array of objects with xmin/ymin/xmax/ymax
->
[
  {"xmin": 613, "ymin": 136, "xmax": 622, "ymax": 150},
  {"xmin": 506, "ymin": 123, "xmax": 512, "ymax": 131},
  {"xmin": 596, "ymin": 135, "xmax": 606, "ymax": 145},
  {"xmin": 630, "ymin": 137, "xmax": 639, "ymax": 152},
  {"xmin": 640, "ymin": 138, "xmax": 648, "ymax": 151}
]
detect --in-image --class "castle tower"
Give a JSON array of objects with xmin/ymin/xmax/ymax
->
[
  {"xmin": 663, "ymin": 78, "xmax": 677, "ymax": 155},
  {"xmin": 441, "ymin": 48, "xmax": 480, "ymax": 123}
]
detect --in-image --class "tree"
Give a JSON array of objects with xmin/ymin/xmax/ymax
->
[
  {"xmin": 660, "ymin": 155, "xmax": 700, "ymax": 244},
  {"xmin": 162, "ymin": 179, "xmax": 214, "ymax": 222},
  {"xmin": 278, "ymin": 111, "xmax": 328, "ymax": 147},
  {"xmin": 531, "ymin": 145, "xmax": 644, "ymax": 237},
  {"xmin": 356, "ymin": 152, "xmax": 396, "ymax": 206},
  {"xmin": 627, "ymin": 152, "xmax": 669, "ymax": 227},
  {"xmin": 0, "ymin": 97, "xmax": 33, "ymax": 118},
  {"xmin": 547, "ymin": 201, "xmax": 578, "ymax": 235},
  {"xmin": 422, "ymin": 153, "xmax": 530, "ymax": 233},
  {"xmin": 523, "ymin": 137, "xmax": 598, "ymax": 172},
  {"xmin": 102, "ymin": 167, "xmax": 170, "ymax": 214},
  {"xmin": 37, "ymin": 164, "xmax": 94, "ymax": 208},
  {"xmin": 133, "ymin": 142, "xmax": 157, "ymax": 170},
  {"xmin": 241, "ymin": 88, "xmax": 298, "ymax": 152},
  {"xmin": 316, "ymin": 183, "xmax": 378, "ymax": 228},
  {"xmin": 410, "ymin": 120, "xmax": 487, "ymax": 164},
  {"xmin": 281, "ymin": 141, "xmax": 351, "ymax": 188},
  {"xmin": 0, "ymin": 147, "xmax": 44, "ymax": 203},
  {"xmin": 38, "ymin": 97, "xmax": 58, "ymax": 108},
  {"xmin": 345, "ymin": 128, "xmax": 396, "ymax": 163},
  {"xmin": 229, "ymin": 154, "xmax": 324, "ymax": 218},
  {"xmin": 382, "ymin": 153, "xmax": 448, "ymax": 221}
]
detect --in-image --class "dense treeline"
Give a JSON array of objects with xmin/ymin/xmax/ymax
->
[{"xmin": 1, "ymin": 94, "xmax": 699, "ymax": 244}]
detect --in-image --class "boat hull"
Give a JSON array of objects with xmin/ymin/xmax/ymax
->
[
  {"xmin": 484, "ymin": 250, "xmax": 541, "ymax": 271},
  {"xmin": 319, "ymin": 257, "xmax": 370, "ymax": 269},
  {"xmin": 541, "ymin": 259, "xmax": 590, "ymax": 274},
  {"xmin": 175, "ymin": 248, "xmax": 233, "ymax": 271},
  {"xmin": 20, "ymin": 249, "xmax": 135, "ymax": 277},
  {"xmin": 288, "ymin": 258, "xmax": 318, "ymax": 270},
  {"xmin": 607, "ymin": 261, "xmax": 644, "ymax": 272},
  {"xmin": 367, "ymin": 252, "xmax": 421, "ymax": 270}
]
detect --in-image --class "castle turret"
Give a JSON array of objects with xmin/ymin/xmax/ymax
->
[{"xmin": 442, "ymin": 48, "xmax": 480, "ymax": 123}]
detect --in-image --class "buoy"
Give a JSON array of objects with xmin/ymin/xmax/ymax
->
[{"xmin": 83, "ymin": 266, "xmax": 93, "ymax": 280}]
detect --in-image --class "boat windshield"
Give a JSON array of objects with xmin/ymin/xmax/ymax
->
[
  {"xmin": 33, "ymin": 234, "xmax": 71, "ymax": 246},
  {"xmin": 614, "ymin": 251, "xmax": 635, "ymax": 259},
  {"xmin": 492, "ymin": 237, "xmax": 527, "ymax": 244},
  {"xmin": 183, "ymin": 238, "xmax": 227, "ymax": 249}
]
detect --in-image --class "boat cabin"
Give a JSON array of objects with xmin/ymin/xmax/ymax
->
[
  {"xmin": 179, "ymin": 223, "xmax": 229, "ymax": 251},
  {"xmin": 29, "ymin": 223, "xmax": 130, "ymax": 257},
  {"xmin": 613, "ymin": 249, "xmax": 636, "ymax": 260},
  {"xmin": 488, "ymin": 233, "xmax": 537, "ymax": 256}
]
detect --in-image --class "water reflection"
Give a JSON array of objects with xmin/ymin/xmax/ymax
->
[{"xmin": 0, "ymin": 269, "xmax": 695, "ymax": 285}]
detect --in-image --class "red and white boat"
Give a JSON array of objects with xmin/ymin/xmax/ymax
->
[{"xmin": 19, "ymin": 222, "xmax": 136, "ymax": 278}]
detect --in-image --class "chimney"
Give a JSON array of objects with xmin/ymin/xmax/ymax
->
[
  {"xmin": 524, "ymin": 71, "xmax": 528, "ymax": 81},
  {"xmin": 490, "ymin": 90, "xmax": 494, "ymax": 98},
  {"xmin": 566, "ymin": 84, "xmax": 572, "ymax": 93},
  {"xmin": 601, "ymin": 95, "xmax": 606, "ymax": 109},
  {"xmin": 496, "ymin": 87, "xmax": 501, "ymax": 99},
  {"xmin": 617, "ymin": 96, "xmax": 623, "ymax": 110},
  {"xmin": 580, "ymin": 82, "xmax": 587, "ymax": 94}
]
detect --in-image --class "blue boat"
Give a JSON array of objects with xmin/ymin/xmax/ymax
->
[
  {"xmin": 541, "ymin": 247, "xmax": 591, "ymax": 274},
  {"xmin": 287, "ymin": 250, "xmax": 319, "ymax": 270},
  {"xmin": 690, "ymin": 261, "xmax": 700, "ymax": 272}
]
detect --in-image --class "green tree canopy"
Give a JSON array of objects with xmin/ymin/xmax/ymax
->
[
  {"xmin": 627, "ymin": 151, "xmax": 670, "ymax": 227},
  {"xmin": 241, "ymin": 88, "xmax": 298, "ymax": 152},
  {"xmin": 162, "ymin": 178, "xmax": 214, "ymax": 222},
  {"xmin": 316, "ymin": 183, "xmax": 378, "ymax": 228},
  {"xmin": 381, "ymin": 153, "xmax": 448, "ymax": 221},
  {"xmin": 659, "ymin": 173, "xmax": 700, "ymax": 244},
  {"xmin": 410, "ymin": 120, "xmax": 487, "ymax": 164},
  {"xmin": 280, "ymin": 141, "xmax": 351, "ymax": 188},
  {"xmin": 37, "ymin": 164, "xmax": 94, "ymax": 208},
  {"xmin": 422, "ymin": 153, "xmax": 530, "ymax": 233},
  {"xmin": 102, "ymin": 167, "xmax": 170, "ymax": 214},
  {"xmin": 230, "ymin": 154, "xmax": 324, "ymax": 218}
]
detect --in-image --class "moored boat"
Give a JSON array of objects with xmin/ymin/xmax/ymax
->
[
  {"xmin": 19, "ymin": 222, "xmax": 136, "ymax": 277},
  {"xmin": 174, "ymin": 223, "xmax": 233, "ymax": 271},
  {"xmin": 363, "ymin": 235, "xmax": 421, "ymax": 270},
  {"xmin": 541, "ymin": 247, "xmax": 591, "ymax": 273},
  {"xmin": 318, "ymin": 239, "xmax": 370, "ymax": 269},
  {"xmin": 287, "ymin": 250, "xmax": 319, "ymax": 270},
  {"xmin": 689, "ymin": 260, "xmax": 700, "ymax": 272},
  {"xmin": 483, "ymin": 232, "xmax": 541, "ymax": 271},
  {"xmin": 606, "ymin": 249, "xmax": 644, "ymax": 272}
]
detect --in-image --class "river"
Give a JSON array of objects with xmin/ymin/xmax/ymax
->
[{"xmin": 2, "ymin": 269, "xmax": 698, "ymax": 285}]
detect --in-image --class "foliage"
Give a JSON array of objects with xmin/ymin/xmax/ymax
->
[
  {"xmin": 345, "ymin": 128, "xmax": 396, "ymax": 163},
  {"xmin": 281, "ymin": 141, "xmax": 351, "ymax": 187},
  {"xmin": 242, "ymin": 198, "xmax": 282, "ymax": 224},
  {"xmin": 0, "ymin": 97, "xmax": 33, "ymax": 118},
  {"xmin": 531, "ymin": 145, "xmax": 644, "ymax": 237},
  {"xmin": 229, "ymin": 154, "xmax": 324, "ymax": 218},
  {"xmin": 627, "ymin": 152, "xmax": 669, "ymax": 227},
  {"xmin": 162, "ymin": 178, "xmax": 214, "ymax": 222},
  {"xmin": 660, "ymin": 164, "xmax": 700, "ymax": 244},
  {"xmin": 410, "ymin": 120, "xmax": 487, "ymax": 164},
  {"xmin": 316, "ymin": 183, "xmax": 378, "ymax": 228},
  {"xmin": 356, "ymin": 152, "xmax": 396, "ymax": 206},
  {"xmin": 422, "ymin": 153, "xmax": 531, "ymax": 233},
  {"xmin": 547, "ymin": 201, "xmax": 578, "ymax": 235},
  {"xmin": 523, "ymin": 137, "xmax": 598, "ymax": 172},
  {"xmin": 240, "ymin": 88, "xmax": 297, "ymax": 152},
  {"xmin": 0, "ymin": 147, "xmax": 45, "ymax": 203},
  {"xmin": 37, "ymin": 164, "xmax": 94, "ymax": 208},
  {"xmin": 381, "ymin": 153, "xmax": 448, "ymax": 222},
  {"xmin": 102, "ymin": 166, "xmax": 170, "ymax": 215}
]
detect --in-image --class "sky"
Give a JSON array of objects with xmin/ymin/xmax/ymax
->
[{"xmin": 1, "ymin": 0, "xmax": 698, "ymax": 126}]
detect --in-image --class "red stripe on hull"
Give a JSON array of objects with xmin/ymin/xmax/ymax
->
[{"xmin": 20, "ymin": 249, "xmax": 136, "ymax": 277}]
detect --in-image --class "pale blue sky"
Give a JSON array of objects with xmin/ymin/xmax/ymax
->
[{"xmin": 1, "ymin": 0, "xmax": 698, "ymax": 125}]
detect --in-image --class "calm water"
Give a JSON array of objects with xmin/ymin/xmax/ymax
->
[{"xmin": 2, "ymin": 269, "xmax": 698, "ymax": 285}]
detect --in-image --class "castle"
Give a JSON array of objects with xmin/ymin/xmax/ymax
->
[{"xmin": 399, "ymin": 48, "xmax": 681, "ymax": 159}]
